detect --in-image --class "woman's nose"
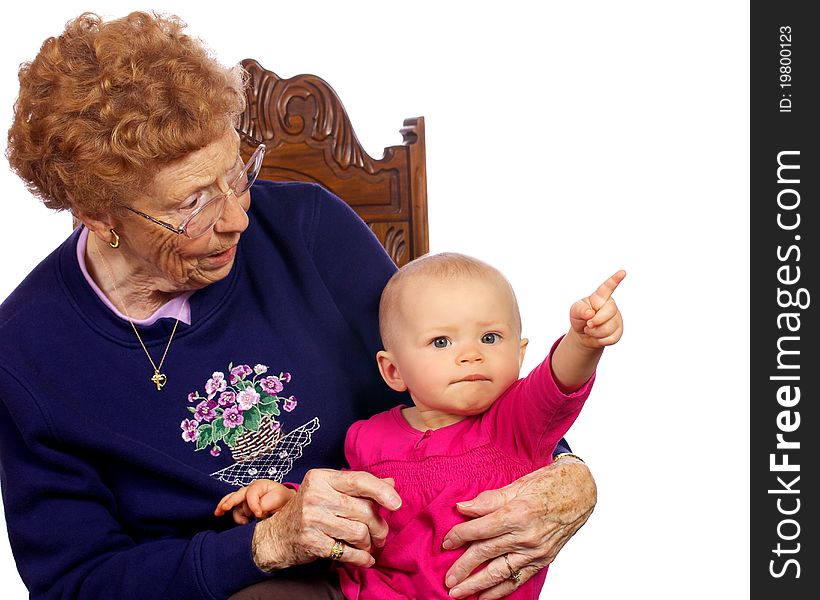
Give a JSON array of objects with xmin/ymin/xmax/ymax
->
[{"xmin": 214, "ymin": 190, "xmax": 249, "ymax": 234}]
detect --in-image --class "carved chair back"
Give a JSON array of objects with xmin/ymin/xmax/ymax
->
[{"xmin": 237, "ymin": 59, "xmax": 428, "ymax": 266}]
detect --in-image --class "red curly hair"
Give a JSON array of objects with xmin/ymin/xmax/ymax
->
[{"xmin": 6, "ymin": 11, "xmax": 247, "ymax": 215}]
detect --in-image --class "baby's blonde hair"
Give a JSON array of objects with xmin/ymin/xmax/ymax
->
[{"xmin": 379, "ymin": 252, "xmax": 522, "ymax": 349}]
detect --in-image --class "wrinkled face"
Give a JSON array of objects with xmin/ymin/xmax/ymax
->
[
  {"xmin": 116, "ymin": 129, "xmax": 250, "ymax": 293},
  {"xmin": 388, "ymin": 274, "xmax": 527, "ymax": 418}
]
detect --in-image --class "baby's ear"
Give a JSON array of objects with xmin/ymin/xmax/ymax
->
[
  {"xmin": 519, "ymin": 338, "xmax": 529, "ymax": 367},
  {"xmin": 376, "ymin": 350, "xmax": 407, "ymax": 392}
]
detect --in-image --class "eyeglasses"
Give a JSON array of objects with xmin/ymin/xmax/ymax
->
[{"xmin": 123, "ymin": 141, "xmax": 266, "ymax": 239}]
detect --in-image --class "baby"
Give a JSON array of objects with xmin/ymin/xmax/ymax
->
[{"xmin": 216, "ymin": 252, "xmax": 625, "ymax": 599}]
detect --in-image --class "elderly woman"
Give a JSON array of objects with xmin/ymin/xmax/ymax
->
[{"xmin": 0, "ymin": 11, "xmax": 596, "ymax": 600}]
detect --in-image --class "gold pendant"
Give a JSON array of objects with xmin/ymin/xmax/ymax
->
[{"xmin": 151, "ymin": 370, "xmax": 168, "ymax": 390}]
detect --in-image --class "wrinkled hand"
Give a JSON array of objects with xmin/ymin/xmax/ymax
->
[
  {"xmin": 214, "ymin": 479, "xmax": 296, "ymax": 525},
  {"xmin": 442, "ymin": 458, "xmax": 597, "ymax": 599},
  {"xmin": 569, "ymin": 270, "xmax": 626, "ymax": 349},
  {"xmin": 250, "ymin": 469, "xmax": 401, "ymax": 571}
]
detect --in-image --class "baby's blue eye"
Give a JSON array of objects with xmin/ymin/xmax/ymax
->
[
  {"xmin": 432, "ymin": 337, "xmax": 450, "ymax": 348},
  {"xmin": 481, "ymin": 333, "xmax": 499, "ymax": 344}
]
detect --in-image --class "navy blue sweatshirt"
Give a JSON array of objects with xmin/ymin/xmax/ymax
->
[{"xmin": 0, "ymin": 181, "xmax": 403, "ymax": 599}]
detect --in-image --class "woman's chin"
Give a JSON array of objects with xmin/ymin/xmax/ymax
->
[{"xmin": 178, "ymin": 247, "xmax": 238, "ymax": 289}]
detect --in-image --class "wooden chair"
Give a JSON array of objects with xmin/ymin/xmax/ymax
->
[{"xmin": 237, "ymin": 59, "xmax": 428, "ymax": 266}]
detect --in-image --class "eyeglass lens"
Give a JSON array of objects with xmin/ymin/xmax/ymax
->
[{"xmin": 183, "ymin": 146, "xmax": 265, "ymax": 238}]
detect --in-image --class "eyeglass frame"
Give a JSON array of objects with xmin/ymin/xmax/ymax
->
[{"xmin": 121, "ymin": 132, "xmax": 266, "ymax": 239}]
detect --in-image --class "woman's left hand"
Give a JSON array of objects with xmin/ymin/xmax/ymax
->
[{"xmin": 442, "ymin": 457, "xmax": 597, "ymax": 599}]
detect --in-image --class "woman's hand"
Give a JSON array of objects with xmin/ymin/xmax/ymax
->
[
  {"xmin": 442, "ymin": 457, "xmax": 596, "ymax": 599},
  {"xmin": 250, "ymin": 468, "xmax": 401, "ymax": 571}
]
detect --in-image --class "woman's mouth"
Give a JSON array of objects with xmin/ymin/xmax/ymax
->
[{"xmin": 204, "ymin": 245, "xmax": 237, "ymax": 266}]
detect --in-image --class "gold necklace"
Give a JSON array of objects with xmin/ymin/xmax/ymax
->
[{"xmin": 93, "ymin": 237, "xmax": 183, "ymax": 391}]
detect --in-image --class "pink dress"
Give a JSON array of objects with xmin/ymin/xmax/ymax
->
[{"xmin": 339, "ymin": 347, "xmax": 594, "ymax": 599}]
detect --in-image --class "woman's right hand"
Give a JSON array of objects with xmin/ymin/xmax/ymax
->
[{"xmin": 250, "ymin": 468, "xmax": 402, "ymax": 570}]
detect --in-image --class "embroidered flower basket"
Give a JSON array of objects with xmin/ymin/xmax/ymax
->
[
  {"xmin": 231, "ymin": 415, "xmax": 283, "ymax": 462},
  {"xmin": 182, "ymin": 364, "xmax": 298, "ymax": 459}
]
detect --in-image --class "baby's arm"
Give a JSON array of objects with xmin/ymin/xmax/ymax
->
[
  {"xmin": 214, "ymin": 479, "xmax": 296, "ymax": 525},
  {"xmin": 551, "ymin": 270, "xmax": 625, "ymax": 392}
]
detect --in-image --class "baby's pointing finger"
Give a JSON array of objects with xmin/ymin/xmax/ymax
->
[{"xmin": 587, "ymin": 270, "xmax": 626, "ymax": 311}]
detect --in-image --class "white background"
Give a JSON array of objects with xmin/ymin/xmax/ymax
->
[{"xmin": 1, "ymin": 1, "xmax": 749, "ymax": 598}]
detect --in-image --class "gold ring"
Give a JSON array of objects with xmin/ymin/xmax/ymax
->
[
  {"xmin": 502, "ymin": 553, "xmax": 522, "ymax": 585},
  {"xmin": 328, "ymin": 539, "xmax": 346, "ymax": 561}
]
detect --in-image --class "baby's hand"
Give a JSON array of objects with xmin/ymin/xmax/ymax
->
[
  {"xmin": 569, "ymin": 270, "xmax": 626, "ymax": 349},
  {"xmin": 214, "ymin": 479, "xmax": 296, "ymax": 525}
]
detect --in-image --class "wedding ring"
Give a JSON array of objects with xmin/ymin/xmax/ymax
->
[
  {"xmin": 328, "ymin": 539, "xmax": 346, "ymax": 561},
  {"xmin": 503, "ymin": 553, "xmax": 522, "ymax": 585}
]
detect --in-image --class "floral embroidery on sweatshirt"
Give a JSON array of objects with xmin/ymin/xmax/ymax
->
[{"xmin": 180, "ymin": 362, "xmax": 319, "ymax": 486}]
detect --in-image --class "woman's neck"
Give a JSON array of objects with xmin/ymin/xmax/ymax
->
[{"xmin": 85, "ymin": 234, "xmax": 176, "ymax": 320}]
